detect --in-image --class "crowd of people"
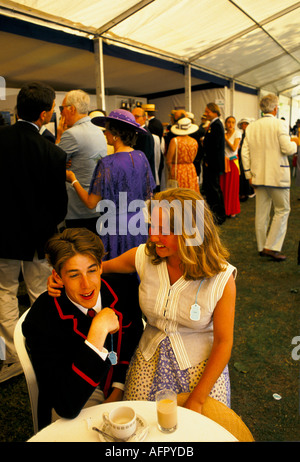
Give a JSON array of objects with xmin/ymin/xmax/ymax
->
[{"xmin": 0, "ymin": 82, "xmax": 299, "ymax": 433}]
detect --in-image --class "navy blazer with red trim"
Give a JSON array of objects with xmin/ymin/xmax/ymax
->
[{"xmin": 22, "ymin": 273, "xmax": 143, "ymax": 430}]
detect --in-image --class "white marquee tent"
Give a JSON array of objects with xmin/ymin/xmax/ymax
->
[{"xmin": 1, "ymin": 0, "xmax": 300, "ymax": 124}]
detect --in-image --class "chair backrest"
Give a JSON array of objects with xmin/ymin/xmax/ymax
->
[
  {"xmin": 202, "ymin": 396, "xmax": 254, "ymax": 442},
  {"xmin": 177, "ymin": 393, "xmax": 254, "ymax": 442},
  {"xmin": 14, "ymin": 309, "xmax": 39, "ymax": 434}
]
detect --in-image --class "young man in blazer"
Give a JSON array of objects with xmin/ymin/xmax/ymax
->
[
  {"xmin": 22, "ymin": 228, "xmax": 143, "ymax": 430},
  {"xmin": 202, "ymin": 103, "xmax": 226, "ymax": 225}
]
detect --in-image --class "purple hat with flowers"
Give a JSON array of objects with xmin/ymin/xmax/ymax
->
[{"xmin": 91, "ymin": 108, "xmax": 146, "ymax": 132}]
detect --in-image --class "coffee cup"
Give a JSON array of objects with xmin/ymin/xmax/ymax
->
[{"xmin": 103, "ymin": 406, "xmax": 136, "ymax": 440}]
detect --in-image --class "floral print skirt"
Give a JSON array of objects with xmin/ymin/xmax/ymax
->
[{"xmin": 124, "ymin": 337, "xmax": 231, "ymax": 407}]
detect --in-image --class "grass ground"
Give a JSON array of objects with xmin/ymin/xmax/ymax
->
[
  {"xmin": 223, "ymin": 181, "xmax": 300, "ymax": 442},
  {"xmin": 0, "ymin": 181, "xmax": 299, "ymax": 442}
]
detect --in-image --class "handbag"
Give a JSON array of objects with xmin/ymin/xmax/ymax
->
[{"xmin": 166, "ymin": 138, "xmax": 179, "ymax": 189}]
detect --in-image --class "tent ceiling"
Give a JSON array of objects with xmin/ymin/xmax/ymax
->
[
  {"xmin": 1, "ymin": 0, "xmax": 300, "ymax": 99},
  {"xmin": 0, "ymin": 28, "xmax": 204, "ymax": 95}
]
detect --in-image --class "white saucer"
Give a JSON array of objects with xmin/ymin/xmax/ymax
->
[{"xmin": 98, "ymin": 414, "xmax": 148, "ymax": 442}]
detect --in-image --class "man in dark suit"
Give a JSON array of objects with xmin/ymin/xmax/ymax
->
[
  {"xmin": 143, "ymin": 104, "xmax": 165, "ymax": 190},
  {"xmin": 22, "ymin": 228, "xmax": 143, "ymax": 430},
  {"xmin": 0, "ymin": 82, "xmax": 68, "ymax": 383},
  {"xmin": 202, "ymin": 103, "xmax": 226, "ymax": 225},
  {"xmin": 143, "ymin": 104, "xmax": 164, "ymax": 140},
  {"xmin": 132, "ymin": 106, "xmax": 156, "ymax": 181}
]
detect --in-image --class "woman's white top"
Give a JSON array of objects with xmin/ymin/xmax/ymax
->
[
  {"xmin": 135, "ymin": 244, "xmax": 236, "ymax": 370},
  {"xmin": 225, "ymin": 129, "xmax": 241, "ymax": 160}
]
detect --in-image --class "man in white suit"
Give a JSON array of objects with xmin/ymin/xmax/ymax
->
[{"xmin": 242, "ymin": 94, "xmax": 298, "ymax": 261}]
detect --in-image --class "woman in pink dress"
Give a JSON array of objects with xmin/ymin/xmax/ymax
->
[
  {"xmin": 166, "ymin": 118, "xmax": 200, "ymax": 193},
  {"xmin": 220, "ymin": 116, "xmax": 241, "ymax": 217}
]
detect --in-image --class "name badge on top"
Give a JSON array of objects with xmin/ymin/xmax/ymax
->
[
  {"xmin": 189, "ymin": 280, "xmax": 204, "ymax": 321},
  {"xmin": 190, "ymin": 303, "xmax": 201, "ymax": 321}
]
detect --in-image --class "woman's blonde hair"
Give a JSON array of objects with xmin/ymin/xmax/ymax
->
[{"xmin": 145, "ymin": 188, "xmax": 229, "ymax": 280}]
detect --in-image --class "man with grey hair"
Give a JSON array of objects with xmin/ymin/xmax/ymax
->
[
  {"xmin": 57, "ymin": 90, "xmax": 107, "ymax": 233},
  {"xmin": 242, "ymin": 93, "xmax": 298, "ymax": 261}
]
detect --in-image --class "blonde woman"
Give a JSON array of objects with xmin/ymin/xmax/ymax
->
[{"xmin": 102, "ymin": 188, "xmax": 236, "ymax": 414}]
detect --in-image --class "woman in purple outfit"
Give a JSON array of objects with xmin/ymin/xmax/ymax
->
[{"xmin": 66, "ymin": 109, "xmax": 156, "ymax": 260}]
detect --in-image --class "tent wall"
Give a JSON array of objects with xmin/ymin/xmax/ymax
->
[
  {"xmin": 151, "ymin": 87, "xmax": 300, "ymax": 128},
  {"xmin": 1, "ymin": 86, "xmax": 299, "ymax": 132},
  {"xmin": 291, "ymin": 99, "xmax": 300, "ymax": 127},
  {"xmin": 150, "ymin": 87, "xmax": 259, "ymax": 126},
  {"xmin": 151, "ymin": 88, "xmax": 226, "ymax": 126},
  {"xmin": 227, "ymin": 89, "xmax": 260, "ymax": 123}
]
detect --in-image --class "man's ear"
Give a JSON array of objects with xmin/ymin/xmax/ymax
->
[
  {"xmin": 39, "ymin": 110, "xmax": 47, "ymax": 124},
  {"xmin": 69, "ymin": 104, "xmax": 76, "ymax": 115},
  {"xmin": 52, "ymin": 268, "xmax": 64, "ymax": 286}
]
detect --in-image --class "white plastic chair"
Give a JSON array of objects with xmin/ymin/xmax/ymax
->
[{"xmin": 14, "ymin": 309, "xmax": 39, "ymax": 434}]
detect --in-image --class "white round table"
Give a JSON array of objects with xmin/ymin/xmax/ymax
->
[{"xmin": 28, "ymin": 400, "xmax": 237, "ymax": 442}]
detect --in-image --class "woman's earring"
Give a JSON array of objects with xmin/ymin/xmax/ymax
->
[{"xmin": 113, "ymin": 136, "xmax": 117, "ymax": 141}]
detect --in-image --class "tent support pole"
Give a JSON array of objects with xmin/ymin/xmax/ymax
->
[
  {"xmin": 185, "ymin": 64, "xmax": 192, "ymax": 113},
  {"xmin": 94, "ymin": 37, "xmax": 106, "ymax": 111},
  {"xmin": 230, "ymin": 79, "xmax": 235, "ymax": 116}
]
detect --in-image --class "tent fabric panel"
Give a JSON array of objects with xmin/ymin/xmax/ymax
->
[
  {"xmin": 108, "ymin": 0, "xmax": 255, "ymax": 58},
  {"xmin": 194, "ymin": 28, "xmax": 282, "ymax": 78},
  {"xmin": 9, "ymin": 0, "xmax": 142, "ymax": 30},
  {"xmin": 103, "ymin": 56, "xmax": 194, "ymax": 96},
  {"xmin": 0, "ymin": 31, "xmax": 96, "ymax": 91},
  {"xmin": 0, "ymin": 14, "xmax": 93, "ymax": 51},
  {"xmin": 267, "ymin": 72, "xmax": 300, "ymax": 95},
  {"xmin": 263, "ymin": 11, "xmax": 300, "ymax": 52},
  {"xmin": 0, "ymin": 0, "xmax": 299, "ymax": 98},
  {"xmin": 236, "ymin": 0, "xmax": 299, "ymax": 22},
  {"xmin": 102, "ymin": 42, "xmax": 184, "ymax": 75},
  {"xmin": 235, "ymin": 0, "xmax": 297, "ymax": 22},
  {"xmin": 238, "ymin": 55, "xmax": 300, "ymax": 88}
]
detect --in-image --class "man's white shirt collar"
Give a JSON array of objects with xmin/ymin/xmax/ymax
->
[
  {"xmin": 18, "ymin": 119, "xmax": 40, "ymax": 131},
  {"xmin": 66, "ymin": 292, "xmax": 102, "ymax": 315}
]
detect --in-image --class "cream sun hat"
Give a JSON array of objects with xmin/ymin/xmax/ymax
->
[
  {"xmin": 89, "ymin": 110, "xmax": 105, "ymax": 130},
  {"xmin": 171, "ymin": 117, "xmax": 198, "ymax": 135}
]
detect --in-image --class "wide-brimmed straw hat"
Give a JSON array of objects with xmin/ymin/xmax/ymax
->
[
  {"xmin": 142, "ymin": 104, "xmax": 156, "ymax": 112},
  {"xmin": 171, "ymin": 117, "xmax": 198, "ymax": 135},
  {"xmin": 92, "ymin": 109, "xmax": 146, "ymax": 132}
]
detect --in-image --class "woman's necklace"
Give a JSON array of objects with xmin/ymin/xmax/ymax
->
[{"xmin": 190, "ymin": 279, "xmax": 204, "ymax": 321}]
